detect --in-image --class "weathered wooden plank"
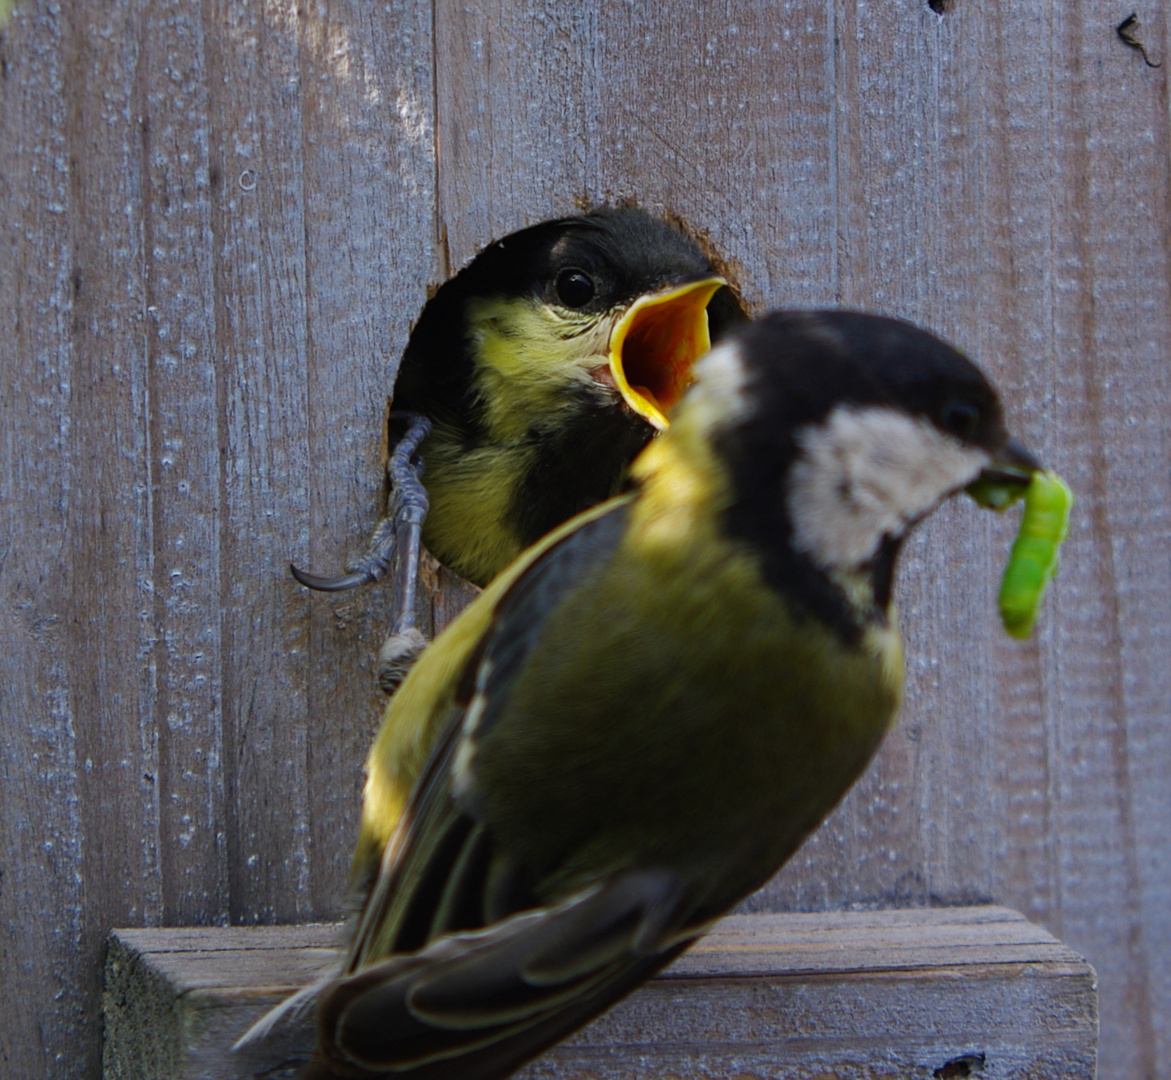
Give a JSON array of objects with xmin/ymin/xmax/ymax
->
[
  {"xmin": 1, "ymin": 2, "xmax": 176, "ymax": 1076},
  {"xmin": 0, "ymin": 6, "xmax": 95, "ymax": 1075},
  {"xmin": 102, "ymin": 908, "xmax": 1098, "ymax": 1080},
  {"xmin": 1036, "ymin": 6, "xmax": 1171, "ymax": 1078},
  {"xmin": 431, "ymin": 0, "xmax": 842, "ymax": 301},
  {"xmin": 1, "ymin": 0, "xmax": 445, "ymax": 1073},
  {"xmin": 976, "ymin": 0, "xmax": 1073, "ymax": 956},
  {"xmin": 433, "ymin": 0, "xmax": 601, "ymax": 263},
  {"xmin": 201, "ymin": 0, "xmax": 315, "ymax": 925},
  {"xmin": 293, "ymin": 0, "xmax": 441, "ymax": 917},
  {"xmin": 599, "ymin": 0, "xmax": 842, "ymax": 313},
  {"xmin": 135, "ymin": 0, "xmax": 226, "ymax": 931}
]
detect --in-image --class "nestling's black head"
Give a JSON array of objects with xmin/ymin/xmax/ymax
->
[
  {"xmin": 696, "ymin": 311, "xmax": 1036, "ymax": 641},
  {"xmin": 463, "ymin": 207, "xmax": 716, "ymax": 316},
  {"xmin": 394, "ymin": 208, "xmax": 744, "ymax": 429}
]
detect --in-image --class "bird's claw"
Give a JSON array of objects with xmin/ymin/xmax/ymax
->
[
  {"xmin": 291, "ymin": 410, "xmax": 435, "ymax": 692},
  {"xmin": 290, "ymin": 511, "xmax": 400, "ymax": 592},
  {"xmin": 290, "ymin": 413, "xmax": 433, "ymax": 595},
  {"xmin": 289, "ymin": 564, "xmax": 378, "ymax": 592}
]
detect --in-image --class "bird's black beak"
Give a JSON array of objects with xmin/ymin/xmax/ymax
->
[
  {"xmin": 607, "ymin": 275, "xmax": 726, "ymax": 430},
  {"xmin": 966, "ymin": 437, "xmax": 1045, "ymax": 510}
]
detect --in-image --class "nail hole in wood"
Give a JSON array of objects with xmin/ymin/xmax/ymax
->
[
  {"xmin": 934, "ymin": 1054, "xmax": 986, "ymax": 1079},
  {"xmin": 928, "ymin": 0, "xmax": 954, "ymax": 12}
]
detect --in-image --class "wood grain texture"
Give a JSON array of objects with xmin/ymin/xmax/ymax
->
[
  {"xmin": 1, "ymin": 0, "xmax": 439, "ymax": 1074},
  {"xmin": 294, "ymin": 0, "xmax": 439, "ymax": 916},
  {"xmin": 102, "ymin": 908, "xmax": 1098, "ymax": 1080},
  {"xmin": 0, "ymin": 8, "xmax": 92, "ymax": 1076},
  {"xmin": 1, "ymin": 0, "xmax": 1167, "ymax": 1077}
]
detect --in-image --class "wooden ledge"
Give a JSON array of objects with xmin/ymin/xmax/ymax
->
[{"xmin": 103, "ymin": 905, "xmax": 1098, "ymax": 1079}]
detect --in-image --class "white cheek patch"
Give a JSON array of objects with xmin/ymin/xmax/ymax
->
[
  {"xmin": 683, "ymin": 340, "xmax": 754, "ymax": 432},
  {"xmin": 788, "ymin": 405, "xmax": 989, "ymax": 568}
]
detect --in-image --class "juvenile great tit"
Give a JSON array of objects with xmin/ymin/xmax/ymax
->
[
  {"xmin": 269, "ymin": 310, "xmax": 1044, "ymax": 1080},
  {"xmin": 293, "ymin": 207, "xmax": 740, "ymax": 601}
]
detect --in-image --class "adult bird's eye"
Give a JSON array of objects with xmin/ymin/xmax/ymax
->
[
  {"xmin": 941, "ymin": 400, "xmax": 980, "ymax": 439},
  {"xmin": 555, "ymin": 268, "xmax": 595, "ymax": 308}
]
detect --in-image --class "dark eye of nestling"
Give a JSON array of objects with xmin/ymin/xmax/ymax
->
[
  {"xmin": 555, "ymin": 268, "xmax": 595, "ymax": 308},
  {"xmin": 941, "ymin": 400, "xmax": 980, "ymax": 439}
]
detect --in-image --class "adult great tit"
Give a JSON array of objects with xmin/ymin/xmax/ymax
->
[
  {"xmin": 278, "ymin": 310, "xmax": 1045, "ymax": 1080},
  {"xmin": 294, "ymin": 207, "xmax": 740, "ymax": 597}
]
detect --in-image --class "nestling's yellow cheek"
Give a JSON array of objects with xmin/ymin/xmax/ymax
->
[{"xmin": 467, "ymin": 297, "xmax": 611, "ymax": 441}]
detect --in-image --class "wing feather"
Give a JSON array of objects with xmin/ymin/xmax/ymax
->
[
  {"xmin": 316, "ymin": 873, "xmax": 696, "ymax": 1076},
  {"xmin": 305, "ymin": 500, "xmax": 708, "ymax": 1078}
]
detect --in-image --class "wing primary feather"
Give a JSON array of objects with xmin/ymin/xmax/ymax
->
[
  {"xmin": 232, "ymin": 968, "xmax": 338, "ymax": 1051},
  {"xmin": 389, "ymin": 812, "xmax": 477, "ymax": 954},
  {"xmin": 426, "ymin": 821, "xmax": 495, "ymax": 938},
  {"xmin": 320, "ymin": 874, "xmax": 693, "ymax": 1076},
  {"xmin": 348, "ymin": 718, "xmax": 468, "ymax": 967},
  {"xmin": 482, "ymin": 852, "xmax": 539, "ymax": 925},
  {"xmin": 325, "ymin": 911, "xmax": 597, "ymax": 1069},
  {"xmin": 316, "ymin": 937, "xmax": 693, "ymax": 1080},
  {"xmin": 520, "ymin": 869, "xmax": 683, "ymax": 983}
]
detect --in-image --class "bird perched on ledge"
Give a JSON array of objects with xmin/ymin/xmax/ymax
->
[
  {"xmin": 293, "ymin": 207, "xmax": 739, "ymax": 597},
  {"xmin": 259, "ymin": 310, "xmax": 1044, "ymax": 1080}
]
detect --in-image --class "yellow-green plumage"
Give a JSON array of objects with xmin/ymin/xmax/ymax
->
[
  {"xmin": 412, "ymin": 432, "xmax": 543, "ymax": 595},
  {"xmin": 411, "ymin": 294, "xmax": 620, "ymax": 585},
  {"xmin": 473, "ymin": 429, "xmax": 903, "ymax": 908},
  {"xmin": 352, "ymin": 497, "xmax": 623, "ymax": 884},
  {"xmin": 354, "ymin": 413, "xmax": 905, "ymax": 908}
]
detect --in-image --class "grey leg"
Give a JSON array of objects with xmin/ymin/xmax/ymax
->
[
  {"xmin": 290, "ymin": 412, "xmax": 434, "ymax": 693},
  {"xmin": 375, "ymin": 414, "xmax": 434, "ymax": 693}
]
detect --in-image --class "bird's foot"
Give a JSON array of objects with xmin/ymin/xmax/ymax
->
[
  {"xmin": 289, "ymin": 412, "xmax": 433, "ymax": 595},
  {"xmin": 380, "ymin": 413, "xmax": 433, "ymax": 692},
  {"xmin": 291, "ymin": 411, "xmax": 435, "ymax": 692}
]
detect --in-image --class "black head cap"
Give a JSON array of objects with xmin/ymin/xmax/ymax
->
[
  {"xmin": 724, "ymin": 310, "xmax": 1009, "ymax": 458},
  {"xmin": 455, "ymin": 207, "xmax": 716, "ymax": 314},
  {"xmin": 715, "ymin": 310, "xmax": 1014, "ymax": 642}
]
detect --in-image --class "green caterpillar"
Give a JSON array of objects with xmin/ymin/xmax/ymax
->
[{"xmin": 998, "ymin": 471, "xmax": 1073, "ymax": 639}]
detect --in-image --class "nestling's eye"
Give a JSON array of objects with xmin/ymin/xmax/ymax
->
[
  {"xmin": 555, "ymin": 269, "xmax": 595, "ymax": 308},
  {"xmin": 941, "ymin": 400, "xmax": 980, "ymax": 439}
]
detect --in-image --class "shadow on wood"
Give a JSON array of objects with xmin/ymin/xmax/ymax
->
[{"xmin": 103, "ymin": 906, "xmax": 1097, "ymax": 1080}]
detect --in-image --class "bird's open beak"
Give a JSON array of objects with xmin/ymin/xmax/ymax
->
[
  {"xmin": 607, "ymin": 276, "xmax": 726, "ymax": 430},
  {"xmin": 966, "ymin": 437, "xmax": 1045, "ymax": 510}
]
